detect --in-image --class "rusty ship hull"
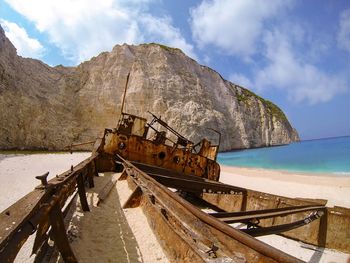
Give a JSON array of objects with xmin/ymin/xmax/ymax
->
[{"xmin": 1, "ymin": 110, "xmax": 349, "ymax": 263}]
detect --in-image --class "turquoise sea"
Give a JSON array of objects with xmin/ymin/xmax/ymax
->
[{"xmin": 217, "ymin": 136, "xmax": 350, "ymax": 175}]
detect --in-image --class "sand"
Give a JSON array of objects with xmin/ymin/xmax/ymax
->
[
  {"xmin": 0, "ymin": 153, "xmax": 168, "ymax": 263},
  {"xmin": 1, "ymin": 153, "xmax": 349, "ymax": 262},
  {"xmin": 67, "ymin": 172, "xmax": 143, "ymax": 263},
  {"xmin": 67, "ymin": 172, "xmax": 168, "ymax": 263},
  {"xmin": 0, "ymin": 152, "xmax": 91, "ymax": 211},
  {"xmin": 220, "ymin": 165, "xmax": 350, "ymax": 208},
  {"xmin": 116, "ymin": 179, "xmax": 169, "ymax": 263},
  {"xmin": 219, "ymin": 165, "xmax": 350, "ymax": 262}
]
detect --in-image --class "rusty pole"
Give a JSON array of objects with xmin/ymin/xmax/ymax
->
[{"xmin": 120, "ymin": 73, "xmax": 130, "ymax": 115}]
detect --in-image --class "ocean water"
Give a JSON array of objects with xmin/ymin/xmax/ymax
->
[{"xmin": 217, "ymin": 136, "xmax": 350, "ymax": 175}]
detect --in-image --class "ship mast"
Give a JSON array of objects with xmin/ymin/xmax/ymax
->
[{"xmin": 120, "ymin": 73, "xmax": 130, "ymax": 115}]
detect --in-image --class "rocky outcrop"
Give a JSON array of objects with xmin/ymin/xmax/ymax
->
[{"xmin": 0, "ymin": 26, "xmax": 299, "ymax": 151}]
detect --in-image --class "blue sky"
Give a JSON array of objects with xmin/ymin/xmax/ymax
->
[{"xmin": 1, "ymin": 0, "xmax": 349, "ymax": 140}]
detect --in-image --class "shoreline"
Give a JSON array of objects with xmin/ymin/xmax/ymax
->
[
  {"xmin": 218, "ymin": 163, "xmax": 350, "ymax": 178},
  {"xmin": 219, "ymin": 165, "xmax": 350, "ymax": 208},
  {"xmin": 220, "ymin": 164, "xmax": 350, "ymax": 184}
]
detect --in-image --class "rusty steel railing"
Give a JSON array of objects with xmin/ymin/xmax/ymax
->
[{"xmin": 0, "ymin": 154, "xmax": 98, "ymax": 263}]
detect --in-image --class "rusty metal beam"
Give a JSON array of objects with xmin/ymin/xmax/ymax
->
[
  {"xmin": 123, "ymin": 186, "xmax": 143, "ymax": 209},
  {"xmin": 242, "ymin": 211, "xmax": 324, "ymax": 237},
  {"xmin": 49, "ymin": 203, "xmax": 77, "ymax": 262},
  {"xmin": 76, "ymin": 173, "xmax": 90, "ymax": 212},
  {"xmin": 86, "ymin": 163, "xmax": 95, "ymax": 188},
  {"xmin": 92, "ymin": 159, "xmax": 99, "ymax": 177},
  {"xmin": 33, "ymin": 190, "xmax": 79, "ymax": 261},
  {"xmin": 146, "ymin": 172, "xmax": 246, "ymax": 195},
  {"xmin": 33, "ymin": 240, "xmax": 54, "ymax": 263},
  {"xmin": 210, "ymin": 205, "xmax": 325, "ymax": 223},
  {"xmin": 118, "ymin": 168, "xmax": 128, "ymax": 181},
  {"xmin": 32, "ymin": 190, "xmax": 78, "ymax": 257},
  {"xmin": 180, "ymin": 193, "xmax": 227, "ymax": 212},
  {"xmin": 0, "ymin": 190, "xmax": 49, "ymax": 262},
  {"xmin": 317, "ymin": 209, "xmax": 328, "ymax": 247},
  {"xmin": 32, "ymin": 219, "xmax": 49, "ymax": 256},
  {"xmin": 0, "ymin": 204, "xmax": 46, "ymax": 262},
  {"xmin": 118, "ymin": 155, "xmax": 302, "ymax": 263},
  {"xmin": 130, "ymin": 161, "xmax": 205, "ymax": 182},
  {"xmin": 0, "ymin": 154, "xmax": 97, "ymax": 262}
]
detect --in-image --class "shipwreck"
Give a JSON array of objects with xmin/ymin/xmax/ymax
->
[{"xmin": 0, "ymin": 74, "xmax": 349, "ymax": 263}]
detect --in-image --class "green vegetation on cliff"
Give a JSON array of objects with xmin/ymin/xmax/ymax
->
[
  {"xmin": 236, "ymin": 86, "xmax": 288, "ymax": 122},
  {"xmin": 141, "ymin": 43, "xmax": 182, "ymax": 53}
]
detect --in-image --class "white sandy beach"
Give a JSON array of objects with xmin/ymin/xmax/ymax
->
[
  {"xmin": 68, "ymin": 172, "xmax": 168, "ymax": 263},
  {"xmin": 220, "ymin": 165, "xmax": 350, "ymax": 208},
  {"xmin": 0, "ymin": 152, "xmax": 91, "ymax": 211},
  {"xmin": 0, "ymin": 153, "xmax": 349, "ymax": 262},
  {"xmin": 219, "ymin": 165, "xmax": 350, "ymax": 262}
]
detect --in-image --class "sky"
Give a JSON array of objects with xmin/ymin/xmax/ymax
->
[{"xmin": 0, "ymin": 0, "xmax": 349, "ymax": 140}]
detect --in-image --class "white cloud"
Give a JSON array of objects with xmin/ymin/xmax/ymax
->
[
  {"xmin": 192, "ymin": 0, "xmax": 348, "ymax": 105},
  {"xmin": 140, "ymin": 15, "xmax": 197, "ymax": 60},
  {"xmin": 5, "ymin": 0, "xmax": 196, "ymax": 64},
  {"xmin": 254, "ymin": 30, "xmax": 348, "ymax": 104},
  {"xmin": 229, "ymin": 72, "xmax": 253, "ymax": 90},
  {"xmin": 190, "ymin": 0, "xmax": 293, "ymax": 58},
  {"xmin": 337, "ymin": 8, "xmax": 350, "ymax": 52},
  {"xmin": 1, "ymin": 19, "xmax": 44, "ymax": 58}
]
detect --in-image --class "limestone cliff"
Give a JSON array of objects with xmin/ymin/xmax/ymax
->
[{"xmin": 0, "ymin": 26, "xmax": 299, "ymax": 151}]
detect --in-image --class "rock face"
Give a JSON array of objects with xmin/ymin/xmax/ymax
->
[{"xmin": 0, "ymin": 26, "xmax": 299, "ymax": 151}]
